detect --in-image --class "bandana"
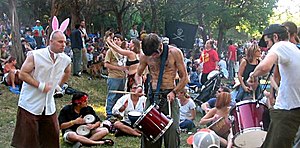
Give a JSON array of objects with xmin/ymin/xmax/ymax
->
[{"xmin": 73, "ymin": 95, "xmax": 88, "ymax": 104}]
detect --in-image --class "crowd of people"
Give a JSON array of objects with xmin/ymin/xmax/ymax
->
[{"xmin": 1, "ymin": 13, "xmax": 300, "ymax": 148}]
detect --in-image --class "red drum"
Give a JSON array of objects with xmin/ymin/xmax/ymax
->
[
  {"xmin": 230, "ymin": 100, "xmax": 268, "ymax": 147},
  {"xmin": 134, "ymin": 105, "xmax": 173, "ymax": 143}
]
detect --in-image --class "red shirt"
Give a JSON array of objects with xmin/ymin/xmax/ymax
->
[
  {"xmin": 228, "ymin": 45, "xmax": 237, "ymax": 61},
  {"xmin": 200, "ymin": 49, "xmax": 219, "ymax": 74}
]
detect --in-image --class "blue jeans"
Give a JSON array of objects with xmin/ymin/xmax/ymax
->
[
  {"xmin": 228, "ymin": 60, "xmax": 235, "ymax": 81},
  {"xmin": 105, "ymin": 78, "xmax": 126, "ymax": 118},
  {"xmin": 179, "ymin": 119, "xmax": 195, "ymax": 131}
]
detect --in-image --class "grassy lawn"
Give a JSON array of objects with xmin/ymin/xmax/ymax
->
[{"xmin": 0, "ymin": 74, "xmax": 200, "ymax": 148}]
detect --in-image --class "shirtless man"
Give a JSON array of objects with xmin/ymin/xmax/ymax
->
[{"xmin": 135, "ymin": 33, "xmax": 188, "ymax": 148}]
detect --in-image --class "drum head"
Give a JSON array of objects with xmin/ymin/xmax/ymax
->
[
  {"xmin": 235, "ymin": 100, "xmax": 267, "ymax": 107},
  {"xmin": 234, "ymin": 130, "xmax": 267, "ymax": 147},
  {"xmin": 134, "ymin": 105, "xmax": 155, "ymax": 127},
  {"xmin": 76, "ymin": 125, "xmax": 90, "ymax": 136},
  {"xmin": 84, "ymin": 114, "xmax": 95, "ymax": 124},
  {"xmin": 128, "ymin": 111, "xmax": 142, "ymax": 117}
]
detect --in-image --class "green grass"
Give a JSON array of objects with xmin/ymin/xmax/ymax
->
[{"xmin": 0, "ymin": 74, "xmax": 202, "ymax": 148}]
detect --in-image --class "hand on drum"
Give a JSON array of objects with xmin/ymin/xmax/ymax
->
[
  {"xmin": 74, "ymin": 116, "xmax": 85, "ymax": 125},
  {"xmin": 86, "ymin": 123, "xmax": 95, "ymax": 130}
]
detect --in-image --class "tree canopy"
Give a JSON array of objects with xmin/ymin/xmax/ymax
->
[{"xmin": 1, "ymin": 0, "xmax": 280, "ymax": 50}]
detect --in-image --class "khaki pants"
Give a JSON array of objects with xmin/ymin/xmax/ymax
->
[{"xmin": 82, "ymin": 48, "xmax": 88, "ymax": 71}]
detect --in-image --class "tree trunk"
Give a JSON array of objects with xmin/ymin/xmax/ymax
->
[
  {"xmin": 9, "ymin": 0, "xmax": 24, "ymax": 68},
  {"xmin": 149, "ymin": 0, "xmax": 158, "ymax": 33},
  {"xmin": 70, "ymin": 1, "xmax": 81, "ymax": 30},
  {"xmin": 217, "ymin": 22, "xmax": 226, "ymax": 54},
  {"xmin": 115, "ymin": 12, "xmax": 123, "ymax": 36}
]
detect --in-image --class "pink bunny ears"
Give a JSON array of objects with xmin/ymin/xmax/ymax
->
[
  {"xmin": 52, "ymin": 16, "xmax": 69, "ymax": 32},
  {"xmin": 49, "ymin": 16, "xmax": 69, "ymax": 40}
]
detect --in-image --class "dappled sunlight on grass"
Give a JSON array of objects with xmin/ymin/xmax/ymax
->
[
  {"xmin": 90, "ymin": 104, "xmax": 106, "ymax": 118},
  {"xmin": 0, "ymin": 74, "xmax": 200, "ymax": 147}
]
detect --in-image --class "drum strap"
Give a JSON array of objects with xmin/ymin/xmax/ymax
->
[
  {"xmin": 150, "ymin": 43, "xmax": 169, "ymax": 104},
  {"xmin": 257, "ymin": 64, "xmax": 275, "ymax": 101}
]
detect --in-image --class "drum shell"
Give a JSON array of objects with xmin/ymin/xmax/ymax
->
[
  {"xmin": 134, "ymin": 105, "xmax": 173, "ymax": 143},
  {"xmin": 230, "ymin": 100, "xmax": 268, "ymax": 147},
  {"xmin": 128, "ymin": 111, "xmax": 141, "ymax": 125}
]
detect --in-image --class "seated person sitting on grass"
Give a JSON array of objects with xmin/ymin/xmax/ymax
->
[
  {"xmin": 58, "ymin": 92, "xmax": 113, "ymax": 147},
  {"xmin": 199, "ymin": 92, "xmax": 232, "ymax": 147},
  {"xmin": 112, "ymin": 84, "xmax": 146, "ymax": 137},
  {"xmin": 178, "ymin": 87, "xmax": 196, "ymax": 132},
  {"xmin": 3, "ymin": 57, "xmax": 22, "ymax": 93},
  {"xmin": 201, "ymin": 86, "xmax": 232, "ymax": 113}
]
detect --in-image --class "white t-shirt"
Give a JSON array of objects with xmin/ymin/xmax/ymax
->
[
  {"xmin": 179, "ymin": 98, "xmax": 196, "ymax": 120},
  {"xmin": 112, "ymin": 94, "xmax": 147, "ymax": 124},
  {"xmin": 270, "ymin": 41, "xmax": 300, "ymax": 110}
]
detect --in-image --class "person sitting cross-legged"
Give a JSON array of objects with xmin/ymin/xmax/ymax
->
[
  {"xmin": 58, "ymin": 92, "xmax": 113, "ymax": 147},
  {"xmin": 112, "ymin": 84, "xmax": 146, "ymax": 137}
]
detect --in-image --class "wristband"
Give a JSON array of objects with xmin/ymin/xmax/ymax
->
[{"xmin": 38, "ymin": 82, "xmax": 46, "ymax": 91}]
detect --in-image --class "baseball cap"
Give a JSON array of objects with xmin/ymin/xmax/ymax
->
[
  {"xmin": 258, "ymin": 24, "xmax": 287, "ymax": 47},
  {"xmin": 187, "ymin": 129, "xmax": 220, "ymax": 148},
  {"xmin": 36, "ymin": 20, "xmax": 41, "ymax": 23}
]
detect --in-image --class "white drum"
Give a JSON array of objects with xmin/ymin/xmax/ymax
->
[
  {"xmin": 76, "ymin": 125, "xmax": 90, "ymax": 136},
  {"xmin": 84, "ymin": 114, "xmax": 95, "ymax": 124}
]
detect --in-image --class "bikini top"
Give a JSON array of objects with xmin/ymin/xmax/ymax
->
[{"xmin": 126, "ymin": 54, "xmax": 139, "ymax": 66}]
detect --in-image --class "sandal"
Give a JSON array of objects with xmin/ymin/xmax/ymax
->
[{"xmin": 101, "ymin": 138, "xmax": 114, "ymax": 146}]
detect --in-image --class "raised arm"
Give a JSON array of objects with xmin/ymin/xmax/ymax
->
[
  {"xmin": 106, "ymin": 38, "xmax": 134, "ymax": 58},
  {"xmin": 135, "ymin": 54, "xmax": 148, "ymax": 86}
]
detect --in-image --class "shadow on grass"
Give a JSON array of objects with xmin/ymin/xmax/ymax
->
[{"xmin": 0, "ymin": 74, "xmax": 204, "ymax": 148}]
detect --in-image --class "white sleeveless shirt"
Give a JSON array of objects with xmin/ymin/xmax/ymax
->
[{"xmin": 18, "ymin": 47, "xmax": 71, "ymax": 115}]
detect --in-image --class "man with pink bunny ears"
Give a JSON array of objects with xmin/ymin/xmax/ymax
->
[{"xmin": 11, "ymin": 16, "xmax": 72, "ymax": 148}]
